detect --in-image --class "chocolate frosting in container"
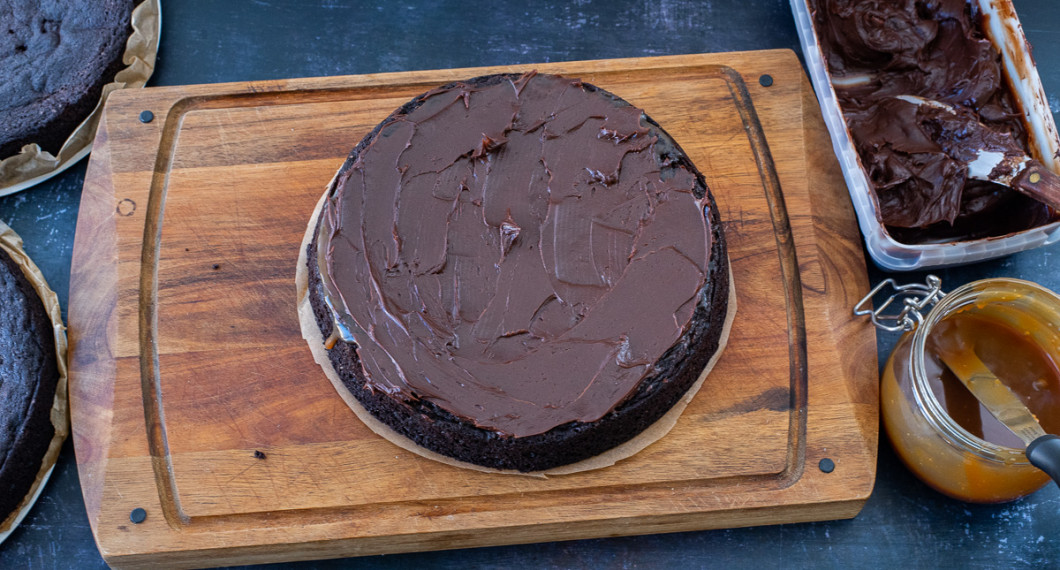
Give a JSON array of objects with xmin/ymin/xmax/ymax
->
[
  {"xmin": 811, "ymin": 0, "xmax": 1056, "ymax": 240},
  {"xmin": 317, "ymin": 72, "xmax": 714, "ymax": 438}
]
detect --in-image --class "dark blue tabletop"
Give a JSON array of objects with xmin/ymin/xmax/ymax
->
[{"xmin": 1, "ymin": 1, "xmax": 1058, "ymax": 568}]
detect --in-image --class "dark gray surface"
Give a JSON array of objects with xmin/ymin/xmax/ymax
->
[{"xmin": 1, "ymin": 1, "xmax": 1058, "ymax": 567}]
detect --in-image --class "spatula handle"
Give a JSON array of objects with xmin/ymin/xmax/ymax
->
[
  {"xmin": 1027, "ymin": 434, "xmax": 1060, "ymax": 490},
  {"xmin": 1011, "ymin": 163, "xmax": 1060, "ymax": 211}
]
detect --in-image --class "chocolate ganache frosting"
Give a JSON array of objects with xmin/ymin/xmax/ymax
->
[
  {"xmin": 812, "ymin": 0, "xmax": 1056, "ymax": 241},
  {"xmin": 317, "ymin": 72, "xmax": 717, "ymax": 439}
]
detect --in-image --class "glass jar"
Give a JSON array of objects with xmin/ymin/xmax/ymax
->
[{"xmin": 873, "ymin": 278, "xmax": 1060, "ymax": 503}]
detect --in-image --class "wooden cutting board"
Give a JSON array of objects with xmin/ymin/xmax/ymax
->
[{"xmin": 69, "ymin": 51, "xmax": 878, "ymax": 569}]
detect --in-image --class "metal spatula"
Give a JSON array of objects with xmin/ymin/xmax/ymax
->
[{"xmin": 936, "ymin": 344, "xmax": 1060, "ymax": 489}]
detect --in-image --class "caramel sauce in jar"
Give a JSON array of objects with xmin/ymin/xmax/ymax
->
[{"xmin": 881, "ymin": 278, "xmax": 1060, "ymax": 503}]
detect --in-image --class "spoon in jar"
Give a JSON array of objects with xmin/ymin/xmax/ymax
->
[
  {"xmin": 893, "ymin": 94, "xmax": 1060, "ymax": 211},
  {"xmin": 936, "ymin": 344, "xmax": 1060, "ymax": 489}
]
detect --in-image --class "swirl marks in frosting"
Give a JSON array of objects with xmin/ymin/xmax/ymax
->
[{"xmin": 319, "ymin": 73, "xmax": 712, "ymax": 437}]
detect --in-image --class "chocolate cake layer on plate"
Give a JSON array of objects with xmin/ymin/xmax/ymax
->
[
  {"xmin": 0, "ymin": 240, "xmax": 61, "ymax": 529},
  {"xmin": 0, "ymin": 0, "xmax": 139, "ymax": 159}
]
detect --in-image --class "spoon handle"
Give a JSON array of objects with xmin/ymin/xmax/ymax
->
[{"xmin": 1027, "ymin": 434, "xmax": 1060, "ymax": 490}]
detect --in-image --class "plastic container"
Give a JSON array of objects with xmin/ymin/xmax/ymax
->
[{"xmin": 791, "ymin": 0, "xmax": 1060, "ymax": 271}]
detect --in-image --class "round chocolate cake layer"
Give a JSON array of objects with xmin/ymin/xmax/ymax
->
[
  {"xmin": 0, "ymin": 247, "xmax": 59, "ymax": 522},
  {"xmin": 308, "ymin": 72, "xmax": 728, "ymax": 471},
  {"xmin": 0, "ymin": 0, "xmax": 138, "ymax": 159}
]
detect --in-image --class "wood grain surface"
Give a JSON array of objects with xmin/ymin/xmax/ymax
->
[{"xmin": 67, "ymin": 51, "xmax": 878, "ymax": 568}]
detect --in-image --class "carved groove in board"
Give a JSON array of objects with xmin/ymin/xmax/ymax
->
[
  {"xmin": 137, "ymin": 63, "xmax": 808, "ymax": 527},
  {"xmin": 140, "ymin": 97, "xmax": 191, "ymax": 528},
  {"xmin": 721, "ymin": 66, "xmax": 808, "ymax": 489}
]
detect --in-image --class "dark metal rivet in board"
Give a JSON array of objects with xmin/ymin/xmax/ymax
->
[
  {"xmin": 130, "ymin": 508, "xmax": 147, "ymax": 524},
  {"xmin": 759, "ymin": 74, "xmax": 774, "ymax": 87},
  {"xmin": 819, "ymin": 458, "xmax": 835, "ymax": 473},
  {"xmin": 139, "ymin": 110, "xmax": 154, "ymax": 123}
]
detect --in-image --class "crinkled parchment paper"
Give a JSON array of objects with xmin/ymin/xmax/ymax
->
[
  {"xmin": 0, "ymin": 220, "xmax": 70, "ymax": 542},
  {"xmin": 296, "ymin": 190, "xmax": 737, "ymax": 478},
  {"xmin": 0, "ymin": 0, "xmax": 161, "ymax": 196}
]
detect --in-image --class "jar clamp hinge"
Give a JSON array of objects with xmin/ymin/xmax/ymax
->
[{"xmin": 853, "ymin": 275, "xmax": 945, "ymax": 333}]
